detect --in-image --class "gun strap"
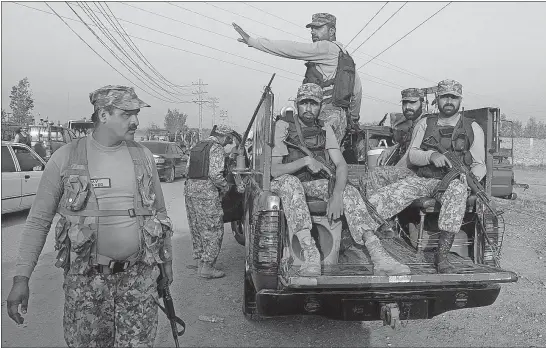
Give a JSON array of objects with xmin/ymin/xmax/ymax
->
[{"xmin": 154, "ymin": 297, "xmax": 186, "ymax": 336}]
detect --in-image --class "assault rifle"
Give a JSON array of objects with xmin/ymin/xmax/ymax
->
[
  {"xmin": 156, "ymin": 263, "xmax": 185, "ymax": 348},
  {"xmin": 283, "ymin": 139, "xmax": 394, "ymax": 231},
  {"xmin": 421, "ymin": 134, "xmax": 498, "ymax": 218}
]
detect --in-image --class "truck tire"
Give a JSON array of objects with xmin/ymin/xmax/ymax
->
[
  {"xmin": 242, "ymin": 268, "xmax": 265, "ymax": 321},
  {"xmin": 231, "ymin": 220, "xmax": 245, "ymax": 246}
]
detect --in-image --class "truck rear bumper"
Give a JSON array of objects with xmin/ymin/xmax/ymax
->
[{"xmin": 254, "ymin": 284, "xmax": 501, "ymax": 321}]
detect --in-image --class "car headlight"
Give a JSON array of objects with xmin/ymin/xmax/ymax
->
[{"xmin": 153, "ymin": 154, "xmax": 165, "ymax": 164}]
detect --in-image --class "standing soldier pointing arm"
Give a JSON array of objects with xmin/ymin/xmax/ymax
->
[
  {"xmin": 233, "ymin": 13, "xmax": 363, "ymax": 144},
  {"xmin": 6, "ymin": 85, "xmax": 174, "ymax": 348}
]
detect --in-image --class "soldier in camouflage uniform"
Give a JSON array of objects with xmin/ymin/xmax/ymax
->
[
  {"xmin": 359, "ymin": 79, "xmax": 487, "ymax": 273},
  {"xmin": 7, "ymin": 86, "xmax": 173, "ymax": 347},
  {"xmin": 185, "ymin": 125, "xmax": 235, "ymax": 279},
  {"xmin": 359, "ymin": 88, "xmax": 428, "ymax": 199},
  {"xmin": 233, "ymin": 13, "xmax": 363, "ymax": 145},
  {"xmin": 271, "ymin": 83, "xmax": 410, "ymax": 276}
]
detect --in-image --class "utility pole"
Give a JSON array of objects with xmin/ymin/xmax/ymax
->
[
  {"xmin": 192, "ymin": 79, "xmax": 209, "ymax": 138},
  {"xmin": 208, "ymin": 97, "xmax": 219, "ymax": 128},
  {"xmin": 219, "ymin": 109, "xmax": 228, "ymax": 126}
]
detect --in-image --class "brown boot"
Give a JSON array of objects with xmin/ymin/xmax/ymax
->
[
  {"xmin": 365, "ymin": 235, "xmax": 411, "ymax": 275},
  {"xmin": 435, "ymin": 231, "xmax": 457, "ymax": 274},
  {"xmin": 200, "ymin": 262, "xmax": 225, "ymax": 279}
]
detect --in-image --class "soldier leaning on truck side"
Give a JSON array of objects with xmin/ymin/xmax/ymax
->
[
  {"xmin": 184, "ymin": 125, "xmax": 235, "ymax": 279},
  {"xmin": 270, "ymin": 82, "xmax": 410, "ymax": 276},
  {"xmin": 357, "ymin": 79, "xmax": 487, "ymax": 273},
  {"xmin": 6, "ymin": 85, "xmax": 174, "ymax": 347},
  {"xmin": 233, "ymin": 12, "xmax": 363, "ymax": 145}
]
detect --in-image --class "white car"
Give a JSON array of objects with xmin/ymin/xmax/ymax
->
[{"xmin": 1, "ymin": 142, "xmax": 47, "ymax": 214}]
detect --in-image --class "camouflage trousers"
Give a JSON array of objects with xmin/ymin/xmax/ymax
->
[
  {"xmin": 369, "ymin": 176, "xmax": 469, "ymax": 234},
  {"xmin": 185, "ymin": 195, "xmax": 224, "ymax": 264},
  {"xmin": 270, "ymin": 174, "xmax": 377, "ymax": 245},
  {"xmin": 358, "ymin": 166, "xmax": 416, "ymax": 198},
  {"xmin": 319, "ymin": 104, "xmax": 347, "ymax": 145},
  {"xmin": 63, "ymin": 262, "xmax": 159, "ymax": 348}
]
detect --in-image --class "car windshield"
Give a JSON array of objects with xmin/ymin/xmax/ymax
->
[
  {"xmin": 28, "ymin": 126, "xmax": 63, "ymax": 142},
  {"xmin": 140, "ymin": 142, "xmax": 168, "ymax": 154}
]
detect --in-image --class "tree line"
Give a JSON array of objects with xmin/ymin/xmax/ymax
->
[{"xmin": 499, "ymin": 114, "xmax": 546, "ymax": 139}]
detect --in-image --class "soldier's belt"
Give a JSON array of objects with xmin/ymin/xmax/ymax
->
[
  {"xmin": 94, "ymin": 252, "xmax": 140, "ymax": 274},
  {"xmin": 59, "ymin": 207, "xmax": 153, "ymax": 217}
]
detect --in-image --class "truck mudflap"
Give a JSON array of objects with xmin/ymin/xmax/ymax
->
[{"xmin": 254, "ymin": 284, "xmax": 502, "ymax": 321}]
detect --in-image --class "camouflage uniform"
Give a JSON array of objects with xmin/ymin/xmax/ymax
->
[
  {"xmin": 319, "ymin": 103, "xmax": 347, "ymax": 145},
  {"xmin": 357, "ymin": 88, "xmax": 426, "ymax": 197},
  {"xmin": 63, "ymin": 262, "xmax": 159, "ymax": 348},
  {"xmin": 272, "ymin": 83, "xmax": 410, "ymax": 275},
  {"xmin": 184, "ymin": 129, "xmax": 232, "ymax": 265}
]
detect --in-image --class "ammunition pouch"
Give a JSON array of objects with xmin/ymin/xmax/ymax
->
[
  {"xmin": 54, "ymin": 216, "xmax": 71, "ymax": 272},
  {"xmin": 62, "ymin": 175, "xmax": 91, "ymax": 211}
]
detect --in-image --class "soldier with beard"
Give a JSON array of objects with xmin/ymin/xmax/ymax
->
[
  {"xmin": 355, "ymin": 79, "xmax": 486, "ymax": 273},
  {"xmin": 233, "ymin": 13, "xmax": 362, "ymax": 144}
]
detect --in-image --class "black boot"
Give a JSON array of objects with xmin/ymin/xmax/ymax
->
[{"xmin": 434, "ymin": 231, "xmax": 457, "ymax": 274}]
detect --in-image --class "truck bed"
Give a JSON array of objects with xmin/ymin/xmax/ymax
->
[{"xmin": 281, "ymin": 238, "xmax": 517, "ymax": 288}]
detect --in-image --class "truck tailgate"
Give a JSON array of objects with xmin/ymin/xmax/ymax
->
[{"xmin": 281, "ymin": 238, "xmax": 517, "ymax": 289}]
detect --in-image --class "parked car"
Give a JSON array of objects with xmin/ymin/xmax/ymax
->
[
  {"xmin": 1, "ymin": 142, "xmax": 47, "ymax": 214},
  {"xmin": 139, "ymin": 141, "xmax": 188, "ymax": 182}
]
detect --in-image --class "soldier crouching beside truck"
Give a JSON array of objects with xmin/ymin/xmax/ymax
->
[{"xmin": 6, "ymin": 85, "xmax": 174, "ymax": 347}]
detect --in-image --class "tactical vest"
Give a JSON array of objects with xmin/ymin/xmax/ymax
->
[
  {"xmin": 54, "ymin": 137, "xmax": 173, "ymax": 275},
  {"xmin": 187, "ymin": 141, "xmax": 214, "ymax": 180},
  {"xmin": 416, "ymin": 115, "xmax": 475, "ymax": 179},
  {"xmin": 303, "ymin": 42, "xmax": 355, "ymax": 109},
  {"xmin": 280, "ymin": 113, "xmax": 332, "ymax": 182}
]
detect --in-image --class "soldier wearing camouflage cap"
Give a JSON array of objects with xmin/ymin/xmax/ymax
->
[
  {"xmin": 7, "ymin": 85, "xmax": 175, "ymax": 347},
  {"xmin": 267, "ymin": 83, "xmax": 410, "ymax": 276},
  {"xmin": 185, "ymin": 124, "xmax": 236, "ymax": 278},
  {"xmin": 357, "ymin": 78, "xmax": 487, "ymax": 273},
  {"xmin": 233, "ymin": 12, "xmax": 363, "ymax": 144}
]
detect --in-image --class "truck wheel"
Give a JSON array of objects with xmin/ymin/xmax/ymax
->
[
  {"xmin": 166, "ymin": 166, "xmax": 175, "ymax": 183},
  {"xmin": 231, "ymin": 220, "xmax": 245, "ymax": 246},
  {"xmin": 510, "ymin": 193, "xmax": 518, "ymax": 200}
]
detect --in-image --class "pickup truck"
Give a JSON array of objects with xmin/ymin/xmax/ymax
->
[{"xmin": 224, "ymin": 89, "xmax": 517, "ymax": 328}]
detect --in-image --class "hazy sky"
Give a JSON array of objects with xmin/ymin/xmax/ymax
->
[{"xmin": 2, "ymin": 1, "xmax": 545, "ymax": 132}]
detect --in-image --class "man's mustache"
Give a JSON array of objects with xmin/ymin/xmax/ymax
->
[
  {"xmin": 444, "ymin": 104, "xmax": 454, "ymax": 108},
  {"xmin": 128, "ymin": 124, "xmax": 138, "ymax": 131}
]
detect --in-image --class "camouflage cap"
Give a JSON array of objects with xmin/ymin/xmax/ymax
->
[
  {"xmin": 89, "ymin": 85, "xmax": 150, "ymax": 111},
  {"xmin": 306, "ymin": 13, "xmax": 336, "ymax": 28},
  {"xmin": 401, "ymin": 88, "xmax": 424, "ymax": 102},
  {"xmin": 436, "ymin": 79, "xmax": 463, "ymax": 97},
  {"xmin": 296, "ymin": 83, "xmax": 323, "ymax": 103},
  {"xmin": 212, "ymin": 124, "xmax": 235, "ymax": 136}
]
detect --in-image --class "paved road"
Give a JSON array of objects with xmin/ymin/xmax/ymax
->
[{"xmin": 2, "ymin": 173, "xmax": 544, "ymax": 347}]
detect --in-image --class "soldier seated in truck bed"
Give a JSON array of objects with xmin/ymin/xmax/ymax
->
[{"xmin": 270, "ymin": 83, "xmax": 410, "ymax": 276}]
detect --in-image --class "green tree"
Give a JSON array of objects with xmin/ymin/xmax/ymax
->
[
  {"xmin": 1, "ymin": 109, "xmax": 8, "ymax": 123},
  {"xmin": 164, "ymin": 109, "xmax": 188, "ymax": 136},
  {"xmin": 523, "ymin": 117, "xmax": 538, "ymax": 138},
  {"xmin": 499, "ymin": 113, "xmax": 523, "ymax": 138},
  {"xmin": 9, "ymin": 77, "xmax": 34, "ymax": 125}
]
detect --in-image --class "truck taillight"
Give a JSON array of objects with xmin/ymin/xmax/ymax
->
[{"xmin": 253, "ymin": 210, "xmax": 281, "ymax": 274}]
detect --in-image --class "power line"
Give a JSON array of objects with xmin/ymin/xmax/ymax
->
[
  {"xmin": 43, "ymin": 2, "xmax": 180, "ymax": 104},
  {"xmin": 76, "ymin": 2, "xmax": 189, "ymax": 101},
  {"xmin": 67, "ymin": 2, "xmax": 187, "ymax": 103},
  {"xmin": 242, "ymin": 2, "xmax": 305, "ymax": 32},
  {"xmin": 99, "ymin": 2, "xmax": 189, "ymax": 90},
  {"xmin": 15, "ymin": 2, "xmax": 408, "ymax": 108},
  {"xmin": 76, "ymin": 2, "xmax": 303, "ymax": 79},
  {"xmin": 352, "ymin": 2, "xmax": 408, "ymax": 55},
  {"xmin": 346, "ymin": 2, "xmax": 389, "ymax": 48},
  {"xmin": 204, "ymin": 2, "xmax": 309, "ymax": 41},
  {"xmin": 358, "ymin": 2, "xmax": 452, "ymax": 69}
]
